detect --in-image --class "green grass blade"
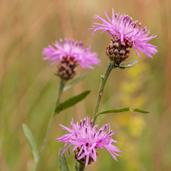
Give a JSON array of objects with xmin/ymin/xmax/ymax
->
[{"xmin": 22, "ymin": 123, "xmax": 39, "ymax": 164}]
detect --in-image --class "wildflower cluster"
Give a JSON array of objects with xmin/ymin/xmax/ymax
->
[{"xmin": 39, "ymin": 9, "xmax": 157, "ymax": 171}]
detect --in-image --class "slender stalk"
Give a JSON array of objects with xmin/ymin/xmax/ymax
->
[
  {"xmin": 35, "ymin": 79, "xmax": 65, "ymax": 171},
  {"xmin": 93, "ymin": 62, "xmax": 115, "ymax": 124},
  {"xmin": 75, "ymin": 162, "xmax": 85, "ymax": 171},
  {"xmin": 55, "ymin": 79, "xmax": 65, "ymax": 107}
]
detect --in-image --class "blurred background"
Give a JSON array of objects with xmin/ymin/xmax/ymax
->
[{"xmin": 0, "ymin": 0, "xmax": 171, "ymax": 171}]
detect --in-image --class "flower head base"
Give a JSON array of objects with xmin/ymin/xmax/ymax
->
[
  {"xmin": 57, "ymin": 56, "xmax": 77, "ymax": 80},
  {"xmin": 57, "ymin": 117, "xmax": 120, "ymax": 166},
  {"xmin": 43, "ymin": 39, "xmax": 99, "ymax": 80},
  {"xmin": 106, "ymin": 36, "xmax": 133, "ymax": 65},
  {"xmin": 92, "ymin": 10, "xmax": 157, "ymax": 64}
]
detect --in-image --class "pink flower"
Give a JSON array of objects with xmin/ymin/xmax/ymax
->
[
  {"xmin": 92, "ymin": 9, "xmax": 157, "ymax": 58},
  {"xmin": 57, "ymin": 117, "xmax": 120, "ymax": 166},
  {"xmin": 43, "ymin": 39, "xmax": 99, "ymax": 69}
]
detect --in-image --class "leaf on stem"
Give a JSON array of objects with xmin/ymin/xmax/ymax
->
[
  {"xmin": 55, "ymin": 90, "xmax": 90, "ymax": 114},
  {"xmin": 22, "ymin": 123, "xmax": 39, "ymax": 164},
  {"xmin": 133, "ymin": 108, "xmax": 149, "ymax": 113},
  {"xmin": 59, "ymin": 153, "xmax": 70, "ymax": 171},
  {"xmin": 118, "ymin": 60, "xmax": 138, "ymax": 69},
  {"xmin": 98, "ymin": 107, "xmax": 149, "ymax": 115},
  {"xmin": 64, "ymin": 73, "xmax": 87, "ymax": 91}
]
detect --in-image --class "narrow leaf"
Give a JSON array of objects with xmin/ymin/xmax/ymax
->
[
  {"xmin": 133, "ymin": 108, "xmax": 149, "ymax": 114},
  {"xmin": 55, "ymin": 90, "xmax": 90, "ymax": 114},
  {"xmin": 118, "ymin": 60, "xmax": 138, "ymax": 69},
  {"xmin": 98, "ymin": 107, "xmax": 130, "ymax": 114},
  {"xmin": 98, "ymin": 107, "xmax": 149, "ymax": 115},
  {"xmin": 59, "ymin": 154, "xmax": 70, "ymax": 171},
  {"xmin": 64, "ymin": 73, "xmax": 87, "ymax": 91},
  {"xmin": 22, "ymin": 123, "xmax": 39, "ymax": 163}
]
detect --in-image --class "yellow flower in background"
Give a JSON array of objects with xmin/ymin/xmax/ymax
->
[
  {"xmin": 128, "ymin": 115, "xmax": 145, "ymax": 137},
  {"xmin": 115, "ymin": 60, "xmax": 149, "ymax": 170}
]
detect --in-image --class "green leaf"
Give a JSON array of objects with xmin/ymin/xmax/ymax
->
[
  {"xmin": 59, "ymin": 153, "xmax": 70, "ymax": 171},
  {"xmin": 118, "ymin": 60, "xmax": 138, "ymax": 69},
  {"xmin": 64, "ymin": 73, "xmax": 87, "ymax": 91},
  {"xmin": 55, "ymin": 90, "xmax": 90, "ymax": 114},
  {"xmin": 133, "ymin": 108, "xmax": 149, "ymax": 114},
  {"xmin": 22, "ymin": 123, "xmax": 39, "ymax": 164},
  {"xmin": 98, "ymin": 107, "xmax": 149, "ymax": 115}
]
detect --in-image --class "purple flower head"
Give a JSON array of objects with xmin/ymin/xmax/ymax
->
[
  {"xmin": 57, "ymin": 117, "xmax": 120, "ymax": 166},
  {"xmin": 92, "ymin": 9, "xmax": 157, "ymax": 63},
  {"xmin": 43, "ymin": 39, "xmax": 99, "ymax": 69}
]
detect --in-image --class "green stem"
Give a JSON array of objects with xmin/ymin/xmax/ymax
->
[
  {"xmin": 35, "ymin": 79, "xmax": 65, "ymax": 171},
  {"xmin": 75, "ymin": 162, "xmax": 85, "ymax": 171},
  {"xmin": 56, "ymin": 79, "xmax": 65, "ymax": 107},
  {"xmin": 93, "ymin": 62, "xmax": 115, "ymax": 124}
]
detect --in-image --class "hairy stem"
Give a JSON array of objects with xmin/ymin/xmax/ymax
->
[{"xmin": 93, "ymin": 62, "xmax": 115, "ymax": 124}]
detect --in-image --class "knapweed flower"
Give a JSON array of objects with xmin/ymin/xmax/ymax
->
[
  {"xmin": 57, "ymin": 117, "xmax": 119, "ymax": 166},
  {"xmin": 92, "ymin": 9, "xmax": 157, "ymax": 65},
  {"xmin": 43, "ymin": 39, "xmax": 99, "ymax": 80}
]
